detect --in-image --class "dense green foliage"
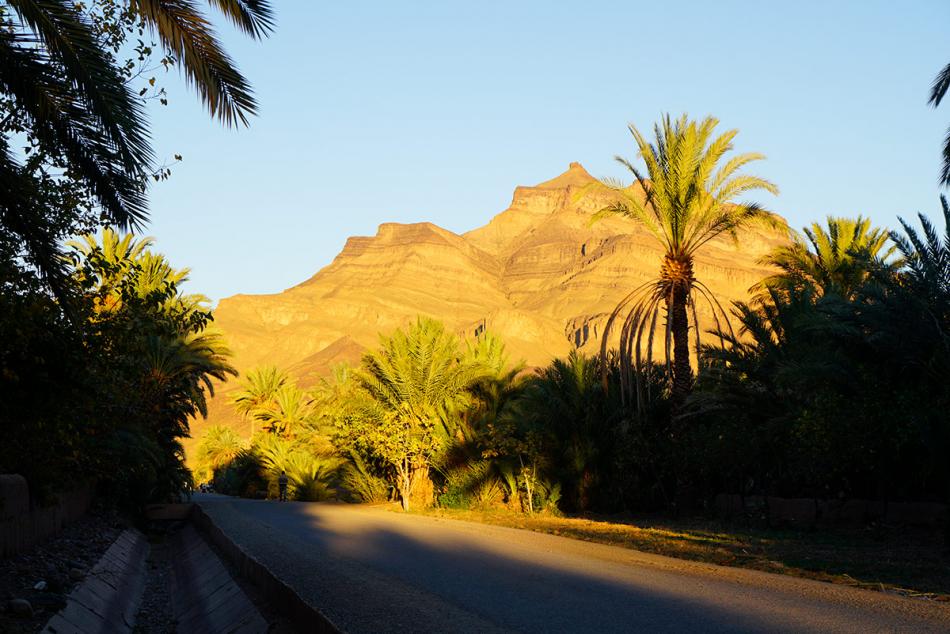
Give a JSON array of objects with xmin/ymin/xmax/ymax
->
[
  {"xmin": 0, "ymin": 1, "xmax": 269, "ymax": 508},
  {"xmin": 0, "ymin": 230, "xmax": 234, "ymax": 506},
  {"xmin": 688, "ymin": 203, "xmax": 950, "ymax": 503}
]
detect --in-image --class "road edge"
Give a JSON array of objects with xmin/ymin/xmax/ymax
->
[{"xmin": 191, "ymin": 504, "xmax": 341, "ymax": 634}]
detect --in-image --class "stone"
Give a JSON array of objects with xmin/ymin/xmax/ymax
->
[
  {"xmin": 8, "ymin": 598, "xmax": 32, "ymax": 617},
  {"xmin": 69, "ymin": 568, "xmax": 84, "ymax": 581},
  {"xmin": 33, "ymin": 580, "xmax": 47, "ymax": 591}
]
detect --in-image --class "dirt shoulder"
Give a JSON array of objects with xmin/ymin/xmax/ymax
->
[{"xmin": 408, "ymin": 507, "xmax": 950, "ymax": 600}]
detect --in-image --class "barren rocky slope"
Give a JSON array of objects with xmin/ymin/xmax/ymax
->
[{"xmin": 193, "ymin": 162, "xmax": 787, "ymax": 448}]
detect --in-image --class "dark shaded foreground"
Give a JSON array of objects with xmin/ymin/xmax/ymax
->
[{"xmin": 194, "ymin": 495, "xmax": 950, "ymax": 633}]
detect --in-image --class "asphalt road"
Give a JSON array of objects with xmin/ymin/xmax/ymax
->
[{"xmin": 194, "ymin": 495, "xmax": 950, "ymax": 633}]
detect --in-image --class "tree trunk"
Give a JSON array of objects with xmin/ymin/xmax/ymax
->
[
  {"xmin": 397, "ymin": 458, "xmax": 412, "ymax": 511},
  {"xmin": 668, "ymin": 275, "xmax": 695, "ymax": 515},
  {"xmin": 409, "ymin": 464, "xmax": 434, "ymax": 509},
  {"xmin": 669, "ymin": 281, "xmax": 693, "ymax": 407}
]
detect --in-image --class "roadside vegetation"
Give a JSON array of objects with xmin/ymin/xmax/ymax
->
[{"xmin": 0, "ymin": 0, "xmax": 271, "ymax": 509}]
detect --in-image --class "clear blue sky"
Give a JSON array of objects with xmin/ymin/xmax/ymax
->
[{"xmin": 145, "ymin": 1, "xmax": 949, "ymax": 303}]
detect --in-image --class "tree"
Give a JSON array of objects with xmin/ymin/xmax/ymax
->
[
  {"xmin": 929, "ymin": 61, "xmax": 950, "ymax": 186},
  {"xmin": 254, "ymin": 384, "xmax": 316, "ymax": 437},
  {"xmin": 512, "ymin": 352, "xmax": 624, "ymax": 512},
  {"xmin": 194, "ymin": 424, "xmax": 245, "ymax": 482},
  {"xmin": 70, "ymin": 229, "xmax": 236, "ymax": 503},
  {"xmin": 757, "ymin": 216, "xmax": 896, "ymax": 299},
  {"xmin": 253, "ymin": 433, "xmax": 340, "ymax": 501},
  {"xmin": 349, "ymin": 317, "xmax": 490, "ymax": 511},
  {"xmin": 0, "ymin": 0, "xmax": 273, "ymax": 284},
  {"xmin": 588, "ymin": 114, "xmax": 779, "ymax": 406},
  {"xmin": 231, "ymin": 365, "xmax": 289, "ymax": 436}
]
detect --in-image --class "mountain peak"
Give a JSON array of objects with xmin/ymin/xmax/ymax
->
[{"xmin": 534, "ymin": 162, "xmax": 597, "ymax": 190}]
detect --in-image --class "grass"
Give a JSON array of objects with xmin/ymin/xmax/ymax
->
[{"xmin": 406, "ymin": 507, "xmax": 950, "ymax": 600}]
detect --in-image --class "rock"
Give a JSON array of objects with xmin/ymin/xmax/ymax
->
[
  {"xmin": 68, "ymin": 568, "xmax": 83, "ymax": 581},
  {"xmin": 8, "ymin": 598, "xmax": 33, "ymax": 618},
  {"xmin": 33, "ymin": 580, "xmax": 47, "ymax": 591},
  {"xmin": 65, "ymin": 559, "xmax": 84, "ymax": 570}
]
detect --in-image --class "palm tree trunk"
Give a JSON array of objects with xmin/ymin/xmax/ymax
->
[
  {"xmin": 668, "ymin": 279, "xmax": 695, "ymax": 515},
  {"xmin": 669, "ymin": 282, "xmax": 693, "ymax": 406}
]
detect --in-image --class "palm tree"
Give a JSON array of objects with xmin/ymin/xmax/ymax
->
[
  {"xmin": 254, "ymin": 384, "xmax": 315, "ymax": 437},
  {"xmin": 356, "ymin": 317, "xmax": 491, "ymax": 510},
  {"xmin": 231, "ymin": 366, "xmax": 289, "ymax": 436},
  {"xmin": 589, "ymin": 114, "xmax": 779, "ymax": 405},
  {"xmin": 889, "ymin": 196, "xmax": 950, "ymax": 371},
  {"xmin": 514, "ymin": 352, "xmax": 623, "ymax": 512},
  {"xmin": 893, "ymin": 196, "xmax": 950, "ymax": 306},
  {"xmin": 253, "ymin": 433, "xmax": 341, "ymax": 501},
  {"xmin": 1, "ymin": 0, "xmax": 273, "ymax": 281},
  {"xmin": 929, "ymin": 62, "xmax": 950, "ymax": 186},
  {"xmin": 68, "ymin": 228, "xmax": 210, "ymax": 320},
  {"xmin": 757, "ymin": 216, "xmax": 896, "ymax": 299},
  {"xmin": 194, "ymin": 424, "xmax": 245, "ymax": 481}
]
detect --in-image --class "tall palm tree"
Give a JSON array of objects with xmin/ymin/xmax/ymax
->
[
  {"xmin": 356, "ymin": 317, "xmax": 491, "ymax": 510},
  {"xmin": 757, "ymin": 216, "xmax": 896, "ymax": 299},
  {"xmin": 589, "ymin": 114, "xmax": 779, "ymax": 405}
]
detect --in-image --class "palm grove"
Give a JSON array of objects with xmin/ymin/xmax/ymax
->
[
  {"xmin": 203, "ymin": 115, "xmax": 950, "ymax": 516},
  {"xmin": 1, "ymin": 2, "xmax": 947, "ymax": 524}
]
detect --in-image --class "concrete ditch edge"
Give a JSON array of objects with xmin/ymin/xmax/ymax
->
[
  {"xmin": 191, "ymin": 504, "xmax": 341, "ymax": 634},
  {"xmin": 41, "ymin": 529, "xmax": 148, "ymax": 634}
]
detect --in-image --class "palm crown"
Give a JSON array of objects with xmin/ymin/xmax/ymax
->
[{"xmin": 758, "ymin": 216, "xmax": 896, "ymax": 299}]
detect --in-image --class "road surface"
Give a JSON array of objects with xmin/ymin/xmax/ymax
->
[{"xmin": 194, "ymin": 495, "xmax": 950, "ymax": 633}]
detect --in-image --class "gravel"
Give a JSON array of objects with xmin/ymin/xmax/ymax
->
[
  {"xmin": 0, "ymin": 506, "xmax": 125, "ymax": 633},
  {"xmin": 132, "ymin": 536, "xmax": 175, "ymax": 634}
]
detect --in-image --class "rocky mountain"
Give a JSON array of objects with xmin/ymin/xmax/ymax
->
[{"xmin": 193, "ymin": 162, "xmax": 787, "ymax": 448}]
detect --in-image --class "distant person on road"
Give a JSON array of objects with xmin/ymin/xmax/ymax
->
[{"xmin": 278, "ymin": 471, "xmax": 289, "ymax": 502}]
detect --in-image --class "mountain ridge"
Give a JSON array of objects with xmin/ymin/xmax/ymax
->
[{"xmin": 193, "ymin": 162, "xmax": 788, "ymax": 451}]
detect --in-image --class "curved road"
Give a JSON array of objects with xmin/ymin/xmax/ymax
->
[{"xmin": 195, "ymin": 495, "xmax": 950, "ymax": 633}]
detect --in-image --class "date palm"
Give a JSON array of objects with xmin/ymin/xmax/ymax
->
[
  {"xmin": 1, "ymin": 0, "xmax": 273, "ymax": 282},
  {"xmin": 194, "ymin": 424, "xmax": 244, "ymax": 481},
  {"xmin": 253, "ymin": 384, "xmax": 315, "ymax": 437},
  {"xmin": 757, "ymin": 216, "xmax": 896, "ymax": 299},
  {"xmin": 929, "ymin": 62, "xmax": 950, "ymax": 186},
  {"xmin": 590, "ymin": 114, "xmax": 779, "ymax": 406},
  {"xmin": 356, "ymin": 317, "xmax": 491, "ymax": 510},
  {"xmin": 231, "ymin": 365, "xmax": 288, "ymax": 436}
]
